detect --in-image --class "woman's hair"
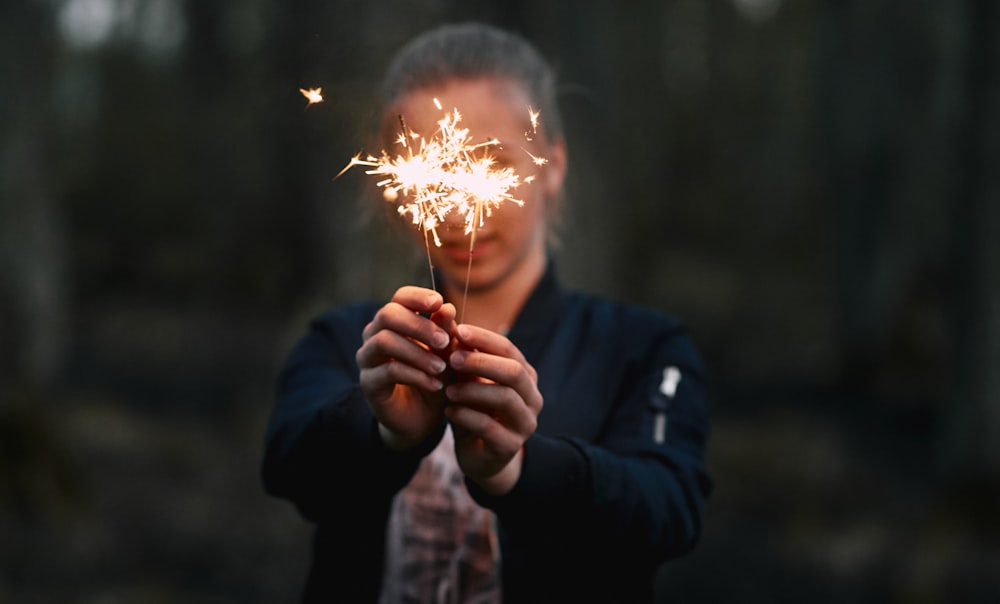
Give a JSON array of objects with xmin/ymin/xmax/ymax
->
[
  {"xmin": 366, "ymin": 23, "xmax": 568, "ymax": 250},
  {"xmin": 378, "ymin": 22, "xmax": 564, "ymax": 143}
]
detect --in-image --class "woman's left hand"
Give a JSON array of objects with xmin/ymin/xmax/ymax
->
[{"xmin": 445, "ymin": 324, "xmax": 543, "ymax": 495}]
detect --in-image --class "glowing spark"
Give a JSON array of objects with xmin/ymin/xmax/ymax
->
[
  {"xmin": 300, "ymin": 87, "xmax": 324, "ymax": 107},
  {"xmin": 334, "ymin": 153, "xmax": 368, "ymax": 180},
  {"xmin": 525, "ymin": 149, "xmax": 548, "ymax": 166},
  {"xmin": 527, "ymin": 106, "xmax": 540, "ymax": 139}
]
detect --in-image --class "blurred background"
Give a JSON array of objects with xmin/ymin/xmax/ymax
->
[{"xmin": 2, "ymin": 0, "xmax": 998, "ymax": 601}]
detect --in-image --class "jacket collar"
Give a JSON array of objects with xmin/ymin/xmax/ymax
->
[
  {"xmin": 432, "ymin": 261, "xmax": 565, "ymax": 361},
  {"xmin": 505, "ymin": 261, "xmax": 566, "ymax": 362}
]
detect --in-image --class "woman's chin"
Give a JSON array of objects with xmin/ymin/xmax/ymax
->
[
  {"xmin": 433, "ymin": 260, "xmax": 496, "ymax": 293},
  {"xmin": 437, "ymin": 238, "xmax": 492, "ymax": 265}
]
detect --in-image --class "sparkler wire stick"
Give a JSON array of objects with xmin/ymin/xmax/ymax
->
[
  {"xmin": 397, "ymin": 114, "xmax": 437, "ymax": 293},
  {"xmin": 460, "ymin": 226, "xmax": 476, "ymax": 324}
]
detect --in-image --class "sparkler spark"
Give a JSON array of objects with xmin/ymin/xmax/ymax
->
[
  {"xmin": 526, "ymin": 106, "xmax": 540, "ymax": 140},
  {"xmin": 525, "ymin": 149, "xmax": 548, "ymax": 167},
  {"xmin": 300, "ymin": 87, "xmax": 324, "ymax": 107}
]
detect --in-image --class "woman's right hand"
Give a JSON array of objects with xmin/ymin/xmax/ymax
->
[{"xmin": 356, "ymin": 286, "xmax": 457, "ymax": 450}]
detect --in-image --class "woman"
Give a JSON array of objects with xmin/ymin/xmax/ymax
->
[{"xmin": 262, "ymin": 22, "xmax": 711, "ymax": 603}]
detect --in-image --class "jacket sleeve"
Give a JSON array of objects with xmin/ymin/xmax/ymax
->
[
  {"xmin": 467, "ymin": 311, "xmax": 711, "ymax": 567},
  {"xmin": 260, "ymin": 305, "xmax": 444, "ymax": 524}
]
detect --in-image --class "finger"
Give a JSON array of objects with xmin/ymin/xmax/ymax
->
[
  {"xmin": 431, "ymin": 302, "xmax": 458, "ymax": 336},
  {"xmin": 446, "ymin": 381, "xmax": 538, "ymax": 435},
  {"xmin": 362, "ymin": 285, "xmax": 444, "ymax": 342},
  {"xmin": 365, "ymin": 301, "xmax": 451, "ymax": 351},
  {"xmin": 363, "ymin": 287, "xmax": 444, "ymax": 341},
  {"xmin": 449, "ymin": 349, "xmax": 541, "ymax": 411},
  {"xmin": 362, "ymin": 360, "xmax": 444, "ymax": 395},
  {"xmin": 446, "ymin": 404, "xmax": 522, "ymax": 455},
  {"xmin": 392, "ymin": 286, "xmax": 445, "ymax": 314},
  {"xmin": 454, "ymin": 324, "xmax": 535, "ymax": 382},
  {"xmin": 454, "ymin": 324, "xmax": 524, "ymax": 359},
  {"xmin": 357, "ymin": 329, "xmax": 448, "ymax": 377}
]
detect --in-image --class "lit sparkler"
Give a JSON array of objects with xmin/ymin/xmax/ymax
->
[{"xmin": 336, "ymin": 99, "xmax": 545, "ymax": 301}]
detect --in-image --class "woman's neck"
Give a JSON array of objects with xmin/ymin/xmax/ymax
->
[{"xmin": 444, "ymin": 254, "xmax": 546, "ymax": 334}]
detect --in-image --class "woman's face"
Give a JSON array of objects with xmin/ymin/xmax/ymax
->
[{"xmin": 385, "ymin": 77, "xmax": 566, "ymax": 294}]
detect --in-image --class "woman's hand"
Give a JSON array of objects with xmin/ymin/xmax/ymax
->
[
  {"xmin": 356, "ymin": 287, "xmax": 457, "ymax": 451},
  {"xmin": 445, "ymin": 324, "xmax": 544, "ymax": 494}
]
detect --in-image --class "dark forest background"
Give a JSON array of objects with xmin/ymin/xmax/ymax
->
[{"xmin": 2, "ymin": 0, "xmax": 999, "ymax": 602}]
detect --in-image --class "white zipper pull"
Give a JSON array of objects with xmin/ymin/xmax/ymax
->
[{"xmin": 653, "ymin": 366, "xmax": 681, "ymax": 444}]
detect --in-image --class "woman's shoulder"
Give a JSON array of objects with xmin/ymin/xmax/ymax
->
[
  {"xmin": 293, "ymin": 300, "xmax": 381, "ymax": 348},
  {"xmin": 312, "ymin": 300, "xmax": 381, "ymax": 327},
  {"xmin": 560, "ymin": 288, "xmax": 703, "ymax": 367},
  {"xmin": 563, "ymin": 288, "xmax": 687, "ymax": 334}
]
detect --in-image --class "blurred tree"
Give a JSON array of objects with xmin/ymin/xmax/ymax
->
[
  {"xmin": 943, "ymin": 0, "xmax": 1000, "ymax": 474},
  {"xmin": 0, "ymin": 0, "xmax": 69, "ymax": 388},
  {"xmin": 816, "ymin": 0, "xmax": 999, "ymax": 473}
]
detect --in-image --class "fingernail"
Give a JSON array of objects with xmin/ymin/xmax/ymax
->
[
  {"xmin": 431, "ymin": 358, "xmax": 447, "ymax": 374},
  {"xmin": 451, "ymin": 350, "xmax": 467, "ymax": 366},
  {"xmin": 457, "ymin": 324, "xmax": 470, "ymax": 339},
  {"xmin": 432, "ymin": 331, "xmax": 450, "ymax": 349}
]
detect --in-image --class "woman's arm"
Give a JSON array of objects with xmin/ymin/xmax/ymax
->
[
  {"xmin": 466, "ymin": 319, "xmax": 711, "ymax": 561},
  {"xmin": 260, "ymin": 302, "xmax": 448, "ymax": 523}
]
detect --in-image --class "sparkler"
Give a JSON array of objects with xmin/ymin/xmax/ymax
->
[{"xmin": 335, "ymin": 98, "xmax": 545, "ymax": 313}]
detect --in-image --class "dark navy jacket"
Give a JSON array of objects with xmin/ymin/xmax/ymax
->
[{"xmin": 262, "ymin": 265, "xmax": 711, "ymax": 603}]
